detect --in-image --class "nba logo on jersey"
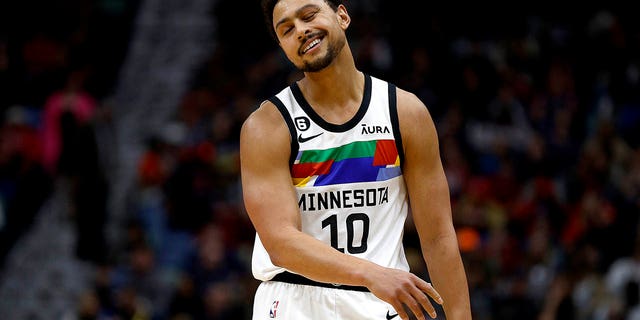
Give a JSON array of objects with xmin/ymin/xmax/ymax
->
[{"xmin": 270, "ymin": 300, "xmax": 280, "ymax": 318}]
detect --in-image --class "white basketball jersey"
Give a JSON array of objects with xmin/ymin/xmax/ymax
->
[{"xmin": 251, "ymin": 74, "xmax": 410, "ymax": 281}]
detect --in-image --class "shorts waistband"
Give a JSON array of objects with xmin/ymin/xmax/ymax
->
[{"xmin": 270, "ymin": 272, "xmax": 370, "ymax": 292}]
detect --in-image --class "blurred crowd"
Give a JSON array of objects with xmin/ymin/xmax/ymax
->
[{"xmin": 1, "ymin": 1, "xmax": 639, "ymax": 319}]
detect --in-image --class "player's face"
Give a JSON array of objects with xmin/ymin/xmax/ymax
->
[{"xmin": 272, "ymin": 0, "xmax": 348, "ymax": 72}]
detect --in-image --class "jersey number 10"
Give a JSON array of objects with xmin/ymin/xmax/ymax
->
[{"xmin": 322, "ymin": 213, "xmax": 370, "ymax": 254}]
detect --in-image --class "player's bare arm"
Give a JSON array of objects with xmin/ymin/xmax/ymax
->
[{"xmin": 397, "ymin": 88, "xmax": 473, "ymax": 319}]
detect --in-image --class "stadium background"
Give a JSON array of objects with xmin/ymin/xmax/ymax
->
[{"xmin": 0, "ymin": 0, "xmax": 639, "ymax": 319}]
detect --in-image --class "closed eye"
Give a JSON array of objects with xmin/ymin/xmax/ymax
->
[
  {"xmin": 302, "ymin": 10, "xmax": 318, "ymax": 21},
  {"xmin": 275, "ymin": 5, "xmax": 321, "ymax": 38}
]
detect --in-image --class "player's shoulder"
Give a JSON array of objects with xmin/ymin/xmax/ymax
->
[
  {"xmin": 241, "ymin": 99, "xmax": 288, "ymax": 141},
  {"xmin": 243, "ymin": 99, "xmax": 279, "ymax": 127},
  {"xmin": 391, "ymin": 86, "xmax": 439, "ymax": 151},
  {"xmin": 394, "ymin": 86, "xmax": 432, "ymax": 122}
]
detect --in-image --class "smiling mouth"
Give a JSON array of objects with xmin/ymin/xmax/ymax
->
[{"xmin": 302, "ymin": 38, "xmax": 321, "ymax": 54}]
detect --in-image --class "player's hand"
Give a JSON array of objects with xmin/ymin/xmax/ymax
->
[{"xmin": 365, "ymin": 267, "xmax": 443, "ymax": 320}]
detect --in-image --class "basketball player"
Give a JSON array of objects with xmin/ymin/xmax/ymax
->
[{"xmin": 240, "ymin": 0, "xmax": 472, "ymax": 319}]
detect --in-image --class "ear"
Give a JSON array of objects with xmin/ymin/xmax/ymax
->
[{"xmin": 336, "ymin": 4, "xmax": 351, "ymax": 30}]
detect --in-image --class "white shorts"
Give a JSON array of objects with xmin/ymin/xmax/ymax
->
[{"xmin": 252, "ymin": 274, "xmax": 398, "ymax": 320}]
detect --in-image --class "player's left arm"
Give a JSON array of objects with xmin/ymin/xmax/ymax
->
[{"xmin": 397, "ymin": 88, "xmax": 472, "ymax": 319}]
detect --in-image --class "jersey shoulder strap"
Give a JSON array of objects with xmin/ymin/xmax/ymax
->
[{"xmin": 266, "ymin": 93, "xmax": 299, "ymax": 167}]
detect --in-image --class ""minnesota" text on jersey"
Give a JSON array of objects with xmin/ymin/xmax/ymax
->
[{"xmin": 298, "ymin": 187, "xmax": 389, "ymax": 211}]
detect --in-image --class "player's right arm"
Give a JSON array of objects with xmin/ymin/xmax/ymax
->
[
  {"xmin": 240, "ymin": 100, "xmax": 364, "ymax": 281},
  {"xmin": 240, "ymin": 101, "xmax": 442, "ymax": 320}
]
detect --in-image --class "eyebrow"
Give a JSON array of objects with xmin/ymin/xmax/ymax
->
[{"xmin": 274, "ymin": 4, "xmax": 319, "ymax": 31}]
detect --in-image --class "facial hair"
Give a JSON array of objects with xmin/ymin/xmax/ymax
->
[{"xmin": 298, "ymin": 33, "xmax": 346, "ymax": 73}]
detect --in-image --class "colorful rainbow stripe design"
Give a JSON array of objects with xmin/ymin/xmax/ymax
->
[{"xmin": 292, "ymin": 140, "xmax": 401, "ymax": 187}]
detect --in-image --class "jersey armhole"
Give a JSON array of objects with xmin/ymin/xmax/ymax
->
[
  {"xmin": 388, "ymin": 83, "xmax": 405, "ymax": 168},
  {"xmin": 268, "ymin": 96, "xmax": 299, "ymax": 168}
]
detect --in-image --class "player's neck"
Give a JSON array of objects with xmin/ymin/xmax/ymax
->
[
  {"xmin": 299, "ymin": 52, "xmax": 363, "ymax": 110},
  {"xmin": 298, "ymin": 68, "xmax": 364, "ymax": 124}
]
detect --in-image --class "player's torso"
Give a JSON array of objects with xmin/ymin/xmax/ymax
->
[{"xmin": 274, "ymin": 74, "xmax": 410, "ymax": 269}]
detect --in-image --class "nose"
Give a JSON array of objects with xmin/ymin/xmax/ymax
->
[{"xmin": 295, "ymin": 23, "xmax": 311, "ymax": 41}]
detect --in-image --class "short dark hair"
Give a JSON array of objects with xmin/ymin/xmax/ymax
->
[{"xmin": 261, "ymin": 0, "xmax": 344, "ymax": 42}]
